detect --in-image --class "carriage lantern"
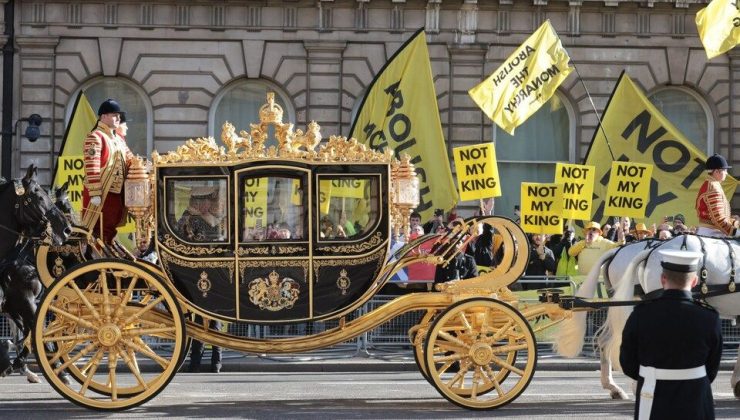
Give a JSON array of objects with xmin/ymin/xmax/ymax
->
[
  {"xmin": 124, "ymin": 156, "xmax": 152, "ymax": 249},
  {"xmin": 391, "ymin": 154, "xmax": 420, "ymax": 239}
]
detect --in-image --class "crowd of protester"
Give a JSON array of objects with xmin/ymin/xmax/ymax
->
[{"xmin": 399, "ymin": 208, "xmax": 699, "ymax": 283}]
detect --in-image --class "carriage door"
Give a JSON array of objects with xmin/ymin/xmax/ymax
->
[{"xmin": 235, "ymin": 167, "xmax": 311, "ymax": 322}]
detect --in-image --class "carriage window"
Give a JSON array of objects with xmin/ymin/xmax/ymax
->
[
  {"xmin": 240, "ymin": 176, "xmax": 305, "ymax": 242},
  {"xmin": 317, "ymin": 176, "xmax": 379, "ymax": 241},
  {"xmin": 166, "ymin": 178, "xmax": 229, "ymax": 243}
]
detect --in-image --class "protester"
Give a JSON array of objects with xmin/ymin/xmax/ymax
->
[
  {"xmin": 568, "ymin": 221, "xmax": 620, "ymax": 276},
  {"xmin": 551, "ymin": 226, "xmax": 578, "ymax": 277},
  {"xmin": 424, "ymin": 208, "xmax": 446, "ymax": 234},
  {"xmin": 634, "ymin": 223, "xmax": 652, "ymax": 240},
  {"xmin": 524, "ymin": 234, "xmax": 556, "ymax": 286},
  {"xmin": 605, "ymin": 216, "xmax": 635, "ymax": 244},
  {"xmin": 695, "ymin": 153, "xmax": 740, "ymax": 237},
  {"xmin": 620, "ymin": 250, "xmax": 722, "ymax": 420}
]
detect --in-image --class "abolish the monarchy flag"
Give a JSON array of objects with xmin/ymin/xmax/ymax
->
[{"xmin": 468, "ymin": 20, "xmax": 573, "ymax": 135}]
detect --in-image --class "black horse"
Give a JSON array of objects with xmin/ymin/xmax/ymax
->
[{"xmin": 0, "ymin": 165, "xmax": 71, "ymax": 381}]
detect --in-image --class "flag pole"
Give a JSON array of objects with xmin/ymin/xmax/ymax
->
[{"xmin": 572, "ymin": 63, "xmax": 616, "ymax": 161}]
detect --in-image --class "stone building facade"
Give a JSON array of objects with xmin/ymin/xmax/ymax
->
[{"xmin": 1, "ymin": 0, "xmax": 736, "ymax": 218}]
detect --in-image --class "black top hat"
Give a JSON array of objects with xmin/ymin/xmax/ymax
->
[
  {"xmin": 706, "ymin": 153, "xmax": 731, "ymax": 170},
  {"xmin": 97, "ymin": 98, "xmax": 124, "ymax": 116}
]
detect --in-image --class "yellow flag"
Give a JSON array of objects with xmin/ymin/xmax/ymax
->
[
  {"xmin": 468, "ymin": 20, "xmax": 573, "ymax": 135},
  {"xmin": 695, "ymin": 0, "xmax": 740, "ymax": 59},
  {"xmin": 585, "ymin": 72, "xmax": 737, "ymax": 227},
  {"xmin": 52, "ymin": 92, "xmax": 98, "ymax": 214},
  {"xmin": 349, "ymin": 28, "xmax": 458, "ymax": 221}
]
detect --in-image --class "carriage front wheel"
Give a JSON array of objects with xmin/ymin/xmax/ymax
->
[
  {"xmin": 423, "ymin": 298, "xmax": 537, "ymax": 410},
  {"xmin": 33, "ymin": 259, "xmax": 186, "ymax": 411}
]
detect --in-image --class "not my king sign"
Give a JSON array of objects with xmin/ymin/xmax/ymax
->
[{"xmin": 453, "ymin": 143, "xmax": 501, "ymax": 201}]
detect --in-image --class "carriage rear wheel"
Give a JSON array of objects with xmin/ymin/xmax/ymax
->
[
  {"xmin": 34, "ymin": 259, "xmax": 185, "ymax": 410},
  {"xmin": 423, "ymin": 298, "xmax": 537, "ymax": 410}
]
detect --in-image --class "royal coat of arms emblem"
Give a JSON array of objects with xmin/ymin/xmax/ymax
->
[{"xmin": 248, "ymin": 270, "xmax": 300, "ymax": 311}]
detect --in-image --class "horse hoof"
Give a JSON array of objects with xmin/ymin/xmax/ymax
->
[
  {"xmin": 610, "ymin": 390, "xmax": 629, "ymax": 400},
  {"xmin": 26, "ymin": 372, "xmax": 41, "ymax": 384},
  {"xmin": 60, "ymin": 374, "xmax": 72, "ymax": 386}
]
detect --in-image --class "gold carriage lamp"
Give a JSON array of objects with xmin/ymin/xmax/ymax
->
[
  {"xmin": 124, "ymin": 156, "xmax": 152, "ymax": 250},
  {"xmin": 391, "ymin": 153, "xmax": 420, "ymax": 239}
]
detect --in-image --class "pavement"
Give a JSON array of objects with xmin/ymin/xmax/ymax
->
[{"xmin": 193, "ymin": 348, "xmax": 738, "ymax": 374}]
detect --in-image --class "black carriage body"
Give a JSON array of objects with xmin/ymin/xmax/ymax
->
[{"xmin": 155, "ymin": 160, "xmax": 390, "ymax": 323}]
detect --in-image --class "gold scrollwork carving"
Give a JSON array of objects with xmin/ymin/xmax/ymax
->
[
  {"xmin": 152, "ymin": 93, "xmax": 393, "ymax": 166},
  {"xmin": 197, "ymin": 271, "xmax": 212, "ymax": 297},
  {"xmin": 336, "ymin": 269, "xmax": 351, "ymax": 295},
  {"xmin": 161, "ymin": 234, "xmax": 228, "ymax": 256},
  {"xmin": 237, "ymin": 246, "xmax": 270, "ymax": 256},
  {"xmin": 277, "ymin": 246, "xmax": 305, "ymax": 254},
  {"xmin": 313, "ymin": 247, "xmax": 386, "ymax": 280},
  {"xmin": 160, "ymin": 250, "xmax": 234, "ymax": 283},
  {"xmin": 315, "ymin": 232, "xmax": 384, "ymax": 253},
  {"xmin": 239, "ymin": 259, "xmax": 308, "ymax": 284},
  {"xmin": 247, "ymin": 270, "xmax": 300, "ymax": 311}
]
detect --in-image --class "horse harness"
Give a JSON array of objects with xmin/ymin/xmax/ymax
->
[{"xmin": 680, "ymin": 234, "xmax": 739, "ymax": 300}]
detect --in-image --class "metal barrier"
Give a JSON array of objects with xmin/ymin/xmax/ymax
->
[{"xmin": 2, "ymin": 278, "xmax": 738, "ymax": 361}]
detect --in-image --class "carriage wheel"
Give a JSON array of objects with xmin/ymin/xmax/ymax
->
[
  {"xmin": 411, "ymin": 309, "xmax": 438, "ymax": 381},
  {"xmin": 424, "ymin": 298, "xmax": 537, "ymax": 410},
  {"xmin": 34, "ymin": 259, "xmax": 185, "ymax": 410}
]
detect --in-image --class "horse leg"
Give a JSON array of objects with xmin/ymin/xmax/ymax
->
[
  {"xmin": 600, "ymin": 350, "xmax": 628, "ymax": 399},
  {"xmin": 732, "ymin": 344, "xmax": 740, "ymax": 399},
  {"xmin": 8, "ymin": 316, "xmax": 41, "ymax": 383}
]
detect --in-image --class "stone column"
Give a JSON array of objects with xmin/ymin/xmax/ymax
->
[
  {"xmin": 727, "ymin": 50, "xmax": 740, "ymax": 208},
  {"xmin": 15, "ymin": 36, "xmax": 59, "ymax": 183},
  {"xmin": 303, "ymin": 41, "xmax": 347, "ymax": 136}
]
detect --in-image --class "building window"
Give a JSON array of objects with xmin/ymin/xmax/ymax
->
[
  {"xmin": 648, "ymin": 87, "xmax": 712, "ymax": 154},
  {"xmin": 71, "ymin": 78, "xmax": 152, "ymax": 157},
  {"xmin": 493, "ymin": 93, "xmax": 574, "ymax": 219},
  {"xmin": 209, "ymin": 80, "xmax": 294, "ymax": 142}
]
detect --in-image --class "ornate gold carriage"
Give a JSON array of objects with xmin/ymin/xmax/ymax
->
[{"xmin": 33, "ymin": 94, "xmax": 570, "ymax": 411}]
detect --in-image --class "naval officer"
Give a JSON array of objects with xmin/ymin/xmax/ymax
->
[{"xmin": 619, "ymin": 249, "xmax": 723, "ymax": 420}]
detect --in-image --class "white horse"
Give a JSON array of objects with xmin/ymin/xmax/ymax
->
[{"xmin": 555, "ymin": 235, "xmax": 740, "ymax": 400}]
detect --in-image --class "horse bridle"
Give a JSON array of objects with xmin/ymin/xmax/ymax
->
[{"xmin": 12, "ymin": 179, "xmax": 53, "ymax": 239}]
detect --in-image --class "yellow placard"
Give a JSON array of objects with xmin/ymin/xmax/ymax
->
[
  {"xmin": 330, "ymin": 179, "xmax": 366, "ymax": 199},
  {"xmin": 291, "ymin": 179, "xmax": 302, "ymax": 206},
  {"xmin": 318, "ymin": 180, "xmax": 331, "ymax": 215},
  {"xmin": 585, "ymin": 72, "xmax": 736, "ymax": 226},
  {"xmin": 453, "ymin": 143, "xmax": 501, "ymax": 201},
  {"xmin": 520, "ymin": 182, "xmax": 563, "ymax": 235},
  {"xmin": 56, "ymin": 156, "xmax": 85, "ymax": 213},
  {"xmin": 468, "ymin": 20, "xmax": 573, "ymax": 135},
  {"xmin": 554, "ymin": 163, "xmax": 595, "ymax": 221},
  {"xmin": 604, "ymin": 162, "xmax": 653, "ymax": 219},
  {"xmin": 244, "ymin": 178, "xmax": 268, "ymax": 228}
]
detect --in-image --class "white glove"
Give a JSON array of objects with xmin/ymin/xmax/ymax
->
[{"xmin": 90, "ymin": 196, "xmax": 102, "ymax": 206}]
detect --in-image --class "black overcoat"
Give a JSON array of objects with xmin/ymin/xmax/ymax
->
[{"xmin": 619, "ymin": 289, "xmax": 723, "ymax": 420}]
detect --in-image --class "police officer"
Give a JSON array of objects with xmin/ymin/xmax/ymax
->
[
  {"xmin": 695, "ymin": 153, "xmax": 739, "ymax": 237},
  {"xmin": 620, "ymin": 250, "xmax": 723, "ymax": 420},
  {"xmin": 82, "ymin": 99, "xmax": 135, "ymax": 244}
]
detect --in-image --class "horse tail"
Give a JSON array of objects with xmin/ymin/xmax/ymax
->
[
  {"xmin": 597, "ymin": 247, "xmax": 653, "ymax": 370},
  {"xmin": 554, "ymin": 247, "xmax": 619, "ymax": 358}
]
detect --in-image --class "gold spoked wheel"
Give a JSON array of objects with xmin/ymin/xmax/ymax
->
[
  {"xmin": 424, "ymin": 298, "xmax": 537, "ymax": 410},
  {"xmin": 34, "ymin": 259, "xmax": 185, "ymax": 410},
  {"xmin": 411, "ymin": 309, "xmax": 438, "ymax": 381}
]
